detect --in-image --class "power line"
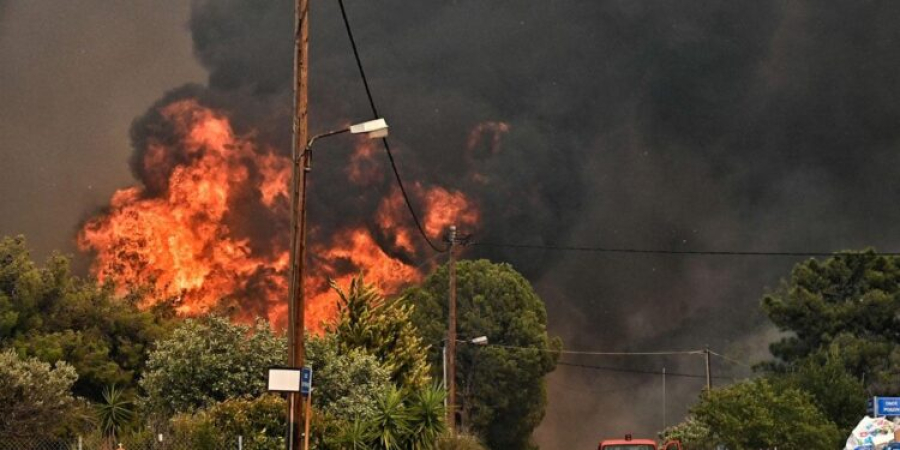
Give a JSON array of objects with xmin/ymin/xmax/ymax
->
[
  {"xmin": 470, "ymin": 242, "xmax": 900, "ymax": 257},
  {"xmin": 336, "ymin": 0, "xmax": 447, "ymax": 253},
  {"xmin": 485, "ymin": 343, "xmax": 704, "ymax": 356},
  {"xmin": 557, "ymin": 361, "xmax": 736, "ymax": 380},
  {"xmin": 708, "ymin": 350, "xmax": 755, "ymax": 369}
]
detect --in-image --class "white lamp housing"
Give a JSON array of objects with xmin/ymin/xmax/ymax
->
[
  {"xmin": 471, "ymin": 336, "xmax": 489, "ymax": 345},
  {"xmin": 349, "ymin": 118, "xmax": 389, "ymax": 139}
]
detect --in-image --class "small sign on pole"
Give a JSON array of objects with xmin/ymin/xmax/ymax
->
[
  {"xmin": 267, "ymin": 368, "xmax": 301, "ymax": 392},
  {"xmin": 872, "ymin": 397, "xmax": 900, "ymax": 417},
  {"xmin": 301, "ymin": 366, "xmax": 313, "ymax": 397}
]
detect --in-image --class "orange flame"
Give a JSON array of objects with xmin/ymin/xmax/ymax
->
[{"xmin": 78, "ymin": 99, "xmax": 482, "ymax": 330}]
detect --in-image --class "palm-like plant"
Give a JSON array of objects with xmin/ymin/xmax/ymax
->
[
  {"xmin": 407, "ymin": 385, "xmax": 447, "ymax": 450},
  {"xmin": 370, "ymin": 387, "xmax": 411, "ymax": 450},
  {"xmin": 329, "ymin": 275, "xmax": 432, "ymax": 390},
  {"xmin": 328, "ymin": 418, "xmax": 375, "ymax": 450},
  {"xmin": 96, "ymin": 385, "xmax": 133, "ymax": 445}
]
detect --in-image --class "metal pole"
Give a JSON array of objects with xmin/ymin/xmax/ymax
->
[
  {"xmin": 662, "ymin": 367, "xmax": 667, "ymax": 430},
  {"xmin": 446, "ymin": 225, "xmax": 458, "ymax": 432},
  {"xmin": 704, "ymin": 346, "xmax": 712, "ymax": 393},
  {"xmin": 286, "ymin": 0, "xmax": 310, "ymax": 449},
  {"xmin": 442, "ymin": 343, "xmax": 447, "ymax": 391},
  {"xmin": 238, "ymin": 435, "xmax": 243, "ymax": 450}
]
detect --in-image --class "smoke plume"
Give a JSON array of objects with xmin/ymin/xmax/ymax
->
[{"xmin": 6, "ymin": 0, "xmax": 900, "ymax": 447}]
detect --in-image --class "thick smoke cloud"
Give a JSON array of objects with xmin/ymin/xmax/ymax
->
[
  {"xmin": 129, "ymin": 0, "xmax": 900, "ymax": 446},
  {"xmin": 6, "ymin": 0, "xmax": 900, "ymax": 447}
]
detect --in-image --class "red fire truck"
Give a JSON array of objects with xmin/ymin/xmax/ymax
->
[{"xmin": 598, "ymin": 434, "xmax": 682, "ymax": 450}]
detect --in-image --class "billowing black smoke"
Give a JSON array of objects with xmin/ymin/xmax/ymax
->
[{"xmin": 128, "ymin": 1, "xmax": 900, "ymax": 447}]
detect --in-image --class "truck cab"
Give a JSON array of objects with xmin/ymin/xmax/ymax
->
[{"xmin": 598, "ymin": 435, "xmax": 682, "ymax": 450}]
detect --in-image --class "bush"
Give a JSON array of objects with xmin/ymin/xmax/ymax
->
[
  {"xmin": 435, "ymin": 432, "xmax": 488, "ymax": 450},
  {"xmin": 0, "ymin": 349, "xmax": 80, "ymax": 438}
]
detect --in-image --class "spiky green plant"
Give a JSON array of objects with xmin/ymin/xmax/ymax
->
[
  {"xmin": 370, "ymin": 387, "xmax": 411, "ymax": 450},
  {"xmin": 96, "ymin": 385, "xmax": 133, "ymax": 443},
  {"xmin": 407, "ymin": 384, "xmax": 447, "ymax": 450},
  {"xmin": 329, "ymin": 275, "xmax": 431, "ymax": 391},
  {"xmin": 327, "ymin": 418, "xmax": 375, "ymax": 450}
]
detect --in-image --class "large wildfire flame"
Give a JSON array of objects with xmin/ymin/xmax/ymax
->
[{"xmin": 78, "ymin": 99, "xmax": 480, "ymax": 329}]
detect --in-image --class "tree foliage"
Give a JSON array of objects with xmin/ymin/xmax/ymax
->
[
  {"xmin": 306, "ymin": 333, "xmax": 393, "ymax": 421},
  {"xmin": 139, "ymin": 315, "xmax": 285, "ymax": 417},
  {"xmin": 0, "ymin": 349, "xmax": 80, "ymax": 438},
  {"xmin": 659, "ymin": 417, "xmax": 715, "ymax": 450},
  {"xmin": 762, "ymin": 251, "xmax": 900, "ymax": 374},
  {"xmin": 405, "ymin": 259, "xmax": 560, "ymax": 450},
  {"xmin": 772, "ymin": 347, "xmax": 867, "ymax": 434},
  {"xmin": 0, "ymin": 235, "xmax": 172, "ymax": 401},
  {"xmin": 691, "ymin": 379, "xmax": 842, "ymax": 449},
  {"xmin": 170, "ymin": 394, "xmax": 286, "ymax": 450},
  {"xmin": 329, "ymin": 274, "xmax": 431, "ymax": 391}
]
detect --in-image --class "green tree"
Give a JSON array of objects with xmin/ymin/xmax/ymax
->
[
  {"xmin": 139, "ymin": 315, "xmax": 285, "ymax": 417},
  {"xmin": 692, "ymin": 379, "xmax": 842, "ymax": 449},
  {"xmin": 0, "ymin": 235, "xmax": 172, "ymax": 401},
  {"xmin": 329, "ymin": 275, "xmax": 431, "ymax": 391},
  {"xmin": 0, "ymin": 349, "xmax": 80, "ymax": 438},
  {"xmin": 405, "ymin": 259, "xmax": 561, "ymax": 450},
  {"xmin": 762, "ymin": 250, "xmax": 900, "ymax": 380},
  {"xmin": 773, "ymin": 346, "xmax": 867, "ymax": 434}
]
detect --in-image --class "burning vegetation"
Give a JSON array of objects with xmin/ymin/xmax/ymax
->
[{"xmin": 78, "ymin": 99, "xmax": 479, "ymax": 329}]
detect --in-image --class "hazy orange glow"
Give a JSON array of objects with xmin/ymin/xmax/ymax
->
[{"xmin": 78, "ymin": 99, "xmax": 482, "ymax": 330}]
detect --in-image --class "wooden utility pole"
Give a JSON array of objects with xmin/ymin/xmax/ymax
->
[
  {"xmin": 287, "ymin": 0, "xmax": 310, "ymax": 449},
  {"xmin": 446, "ymin": 225, "xmax": 458, "ymax": 432}
]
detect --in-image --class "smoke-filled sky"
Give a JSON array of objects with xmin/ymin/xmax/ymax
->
[{"xmin": 4, "ymin": 1, "xmax": 900, "ymax": 447}]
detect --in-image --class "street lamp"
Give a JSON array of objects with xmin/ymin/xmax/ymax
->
[
  {"xmin": 306, "ymin": 118, "xmax": 389, "ymax": 151},
  {"xmin": 286, "ymin": 117, "xmax": 388, "ymax": 450},
  {"xmin": 443, "ymin": 336, "xmax": 488, "ymax": 406},
  {"xmin": 441, "ymin": 336, "xmax": 488, "ymax": 430}
]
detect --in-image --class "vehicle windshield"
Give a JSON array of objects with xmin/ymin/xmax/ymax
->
[{"xmin": 602, "ymin": 446, "xmax": 655, "ymax": 450}]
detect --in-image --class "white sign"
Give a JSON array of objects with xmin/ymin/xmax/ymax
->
[{"xmin": 267, "ymin": 368, "xmax": 301, "ymax": 392}]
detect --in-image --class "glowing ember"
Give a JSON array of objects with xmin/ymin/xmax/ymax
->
[{"xmin": 78, "ymin": 99, "xmax": 483, "ymax": 330}]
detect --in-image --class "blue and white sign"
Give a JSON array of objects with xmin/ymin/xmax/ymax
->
[
  {"xmin": 301, "ymin": 366, "xmax": 313, "ymax": 397},
  {"xmin": 871, "ymin": 397, "xmax": 900, "ymax": 416}
]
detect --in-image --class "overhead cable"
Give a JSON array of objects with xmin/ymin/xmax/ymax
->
[
  {"xmin": 471, "ymin": 242, "xmax": 900, "ymax": 258},
  {"xmin": 556, "ymin": 361, "xmax": 736, "ymax": 380},
  {"xmin": 336, "ymin": 0, "xmax": 447, "ymax": 253},
  {"xmin": 708, "ymin": 350, "xmax": 755, "ymax": 369},
  {"xmin": 484, "ymin": 343, "xmax": 704, "ymax": 356}
]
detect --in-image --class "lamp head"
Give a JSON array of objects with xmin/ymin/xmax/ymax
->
[{"xmin": 349, "ymin": 118, "xmax": 389, "ymax": 139}]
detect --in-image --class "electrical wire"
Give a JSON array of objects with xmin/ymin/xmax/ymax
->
[
  {"xmin": 470, "ymin": 242, "xmax": 900, "ymax": 257},
  {"xmin": 336, "ymin": 0, "xmax": 447, "ymax": 253},
  {"xmin": 485, "ymin": 343, "xmax": 705, "ymax": 356},
  {"xmin": 708, "ymin": 350, "xmax": 755, "ymax": 369},
  {"xmin": 556, "ymin": 361, "xmax": 735, "ymax": 380}
]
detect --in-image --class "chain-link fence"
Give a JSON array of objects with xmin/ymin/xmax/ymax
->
[{"xmin": 0, "ymin": 435, "xmax": 257, "ymax": 450}]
